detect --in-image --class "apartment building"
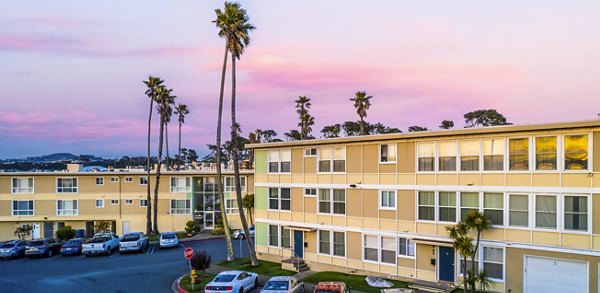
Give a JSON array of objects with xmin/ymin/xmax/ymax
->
[
  {"xmin": 0, "ymin": 169, "xmax": 253, "ymax": 240},
  {"xmin": 248, "ymin": 120, "xmax": 600, "ymax": 293}
]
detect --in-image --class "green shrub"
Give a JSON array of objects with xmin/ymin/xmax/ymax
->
[
  {"xmin": 14, "ymin": 225, "xmax": 32, "ymax": 240},
  {"xmin": 56, "ymin": 226, "xmax": 76, "ymax": 240},
  {"xmin": 211, "ymin": 227, "xmax": 224, "ymax": 235}
]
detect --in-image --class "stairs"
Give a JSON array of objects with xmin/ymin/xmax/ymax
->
[
  {"xmin": 408, "ymin": 280, "xmax": 456, "ymax": 293},
  {"xmin": 282, "ymin": 257, "xmax": 310, "ymax": 272}
]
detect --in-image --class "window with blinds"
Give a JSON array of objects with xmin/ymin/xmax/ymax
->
[
  {"xmin": 461, "ymin": 192, "xmax": 479, "ymax": 220},
  {"xmin": 460, "ymin": 140, "xmax": 480, "ymax": 171},
  {"xmin": 509, "ymin": 138, "xmax": 529, "ymax": 171},
  {"xmin": 418, "ymin": 142, "xmax": 435, "ymax": 171},
  {"xmin": 438, "ymin": 192, "xmax": 457, "ymax": 222},
  {"xmin": 484, "ymin": 193, "xmax": 503, "ymax": 225},
  {"xmin": 483, "ymin": 139, "xmax": 504, "ymax": 171},
  {"xmin": 438, "ymin": 141, "xmax": 457, "ymax": 171},
  {"xmin": 535, "ymin": 195, "xmax": 557, "ymax": 229}
]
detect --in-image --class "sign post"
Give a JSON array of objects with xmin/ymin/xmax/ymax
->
[{"xmin": 184, "ymin": 247, "xmax": 194, "ymax": 291}]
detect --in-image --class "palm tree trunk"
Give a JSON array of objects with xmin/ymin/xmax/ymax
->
[
  {"xmin": 165, "ymin": 124, "xmax": 170, "ymax": 171},
  {"xmin": 231, "ymin": 55, "xmax": 259, "ymax": 266},
  {"xmin": 146, "ymin": 99, "xmax": 154, "ymax": 235},
  {"xmin": 471, "ymin": 231, "xmax": 482, "ymax": 293},
  {"xmin": 462, "ymin": 255, "xmax": 468, "ymax": 292},
  {"xmin": 153, "ymin": 120, "xmax": 164, "ymax": 234},
  {"xmin": 216, "ymin": 45, "xmax": 235, "ymax": 261},
  {"xmin": 177, "ymin": 121, "xmax": 182, "ymax": 171},
  {"xmin": 360, "ymin": 116, "xmax": 365, "ymax": 135}
]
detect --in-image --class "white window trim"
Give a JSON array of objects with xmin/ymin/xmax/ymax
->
[
  {"xmin": 317, "ymin": 229, "xmax": 346, "ymax": 258},
  {"xmin": 507, "ymin": 193, "xmax": 531, "ymax": 230},
  {"xmin": 437, "ymin": 191, "xmax": 458, "ymax": 224},
  {"xmin": 416, "ymin": 141, "xmax": 436, "ymax": 173},
  {"xmin": 304, "ymin": 148, "xmax": 317, "ymax": 157},
  {"xmin": 225, "ymin": 198, "xmax": 239, "ymax": 214},
  {"xmin": 362, "ymin": 234, "xmax": 397, "ymax": 266},
  {"xmin": 317, "ymin": 188, "xmax": 346, "ymax": 216},
  {"xmin": 268, "ymin": 224, "xmax": 280, "ymax": 247},
  {"xmin": 561, "ymin": 133, "xmax": 592, "ymax": 173},
  {"xmin": 95, "ymin": 177, "xmax": 104, "ymax": 186},
  {"xmin": 481, "ymin": 137, "xmax": 506, "ymax": 173},
  {"xmin": 533, "ymin": 135, "xmax": 560, "ymax": 173},
  {"xmin": 56, "ymin": 177, "xmax": 78, "ymax": 194},
  {"xmin": 124, "ymin": 199, "xmax": 133, "ymax": 205},
  {"xmin": 416, "ymin": 191, "xmax": 436, "ymax": 222},
  {"xmin": 11, "ymin": 177, "xmax": 35, "ymax": 194},
  {"xmin": 96, "ymin": 199, "xmax": 105, "ymax": 208},
  {"xmin": 169, "ymin": 199, "xmax": 191, "ymax": 215},
  {"xmin": 11, "ymin": 200, "xmax": 35, "ymax": 216},
  {"xmin": 533, "ymin": 193, "xmax": 560, "ymax": 232},
  {"xmin": 268, "ymin": 149, "xmax": 291, "ymax": 174},
  {"xmin": 483, "ymin": 192, "xmax": 505, "ymax": 228},
  {"xmin": 268, "ymin": 187, "xmax": 292, "ymax": 212},
  {"xmin": 317, "ymin": 146, "xmax": 346, "ymax": 174},
  {"xmin": 56, "ymin": 199, "xmax": 78, "ymax": 216},
  {"xmin": 140, "ymin": 199, "xmax": 148, "ymax": 207},
  {"xmin": 139, "ymin": 177, "xmax": 148, "ymax": 185},
  {"xmin": 124, "ymin": 177, "xmax": 133, "ymax": 183},
  {"xmin": 379, "ymin": 190, "xmax": 397, "ymax": 210},
  {"xmin": 561, "ymin": 194, "xmax": 591, "ymax": 234},
  {"xmin": 224, "ymin": 176, "xmax": 247, "ymax": 192},
  {"xmin": 437, "ymin": 140, "xmax": 458, "ymax": 172},
  {"xmin": 170, "ymin": 176, "xmax": 192, "ymax": 193},
  {"xmin": 458, "ymin": 139, "xmax": 482, "ymax": 173},
  {"xmin": 397, "ymin": 237, "xmax": 416, "ymax": 259},
  {"xmin": 379, "ymin": 143, "xmax": 397, "ymax": 164},
  {"xmin": 507, "ymin": 136, "xmax": 532, "ymax": 173},
  {"xmin": 110, "ymin": 177, "xmax": 119, "ymax": 182},
  {"xmin": 110, "ymin": 199, "xmax": 119, "ymax": 205},
  {"xmin": 304, "ymin": 188, "xmax": 317, "ymax": 197},
  {"xmin": 459, "ymin": 245, "xmax": 505, "ymax": 283}
]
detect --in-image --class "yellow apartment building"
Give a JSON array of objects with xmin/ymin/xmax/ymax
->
[
  {"xmin": 0, "ymin": 169, "xmax": 253, "ymax": 240},
  {"xmin": 248, "ymin": 120, "xmax": 600, "ymax": 293}
]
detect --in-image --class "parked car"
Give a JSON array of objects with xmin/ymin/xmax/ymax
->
[
  {"xmin": 60, "ymin": 238, "xmax": 84, "ymax": 256},
  {"xmin": 205, "ymin": 271, "xmax": 259, "ymax": 293},
  {"xmin": 0, "ymin": 240, "xmax": 27, "ymax": 259},
  {"xmin": 119, "ymin": 232, "xmax": 148, "ymax": 253},
  {"xmin": 159, "ymin": 232, "xmax": 179, "ymax": 249},
  {"xmin": 233, "ymin": 225, "xmax": 255, "ymax": 239},
  {"xmin": 313, "ymin": 282, "xmax": 351, "ymax": 293},
  {"xmin": 261, "ymin": 276, "xmax": 304, "ymax": 293},
  {"xmin": 25, "ymin": 238, "xmax": 62, "ymax": 258},
  {"xmin": 82, "ymin": 232, "xmax": 120, "ymax": 256}
]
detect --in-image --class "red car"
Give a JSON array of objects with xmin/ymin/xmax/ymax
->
[{"xmin": 60, "ymin": 238, "xmax": 84, "ymax": 255}]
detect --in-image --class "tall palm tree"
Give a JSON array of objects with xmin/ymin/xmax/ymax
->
[
  {"xmin": 143, "ymin": 76, "xmax": 164, "ymax": 235},
  {"xmin": 153, "ymin": 85, "xmax": 175, "ymax": 234},
  {"xmin": 295, "ymin": 96, "xmax": 314, "ymax": 139},
  {"xmin": 174, "ymin": 104, "xmax": 189, "ymax": 170},
  {"xmin": 350, "ymin": 91, "xmax": 372, "ymax": 135}
]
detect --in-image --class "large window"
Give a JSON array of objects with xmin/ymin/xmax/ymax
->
[
  {"xmin": 333, "ymin": 232, "xmax": 345, "ymax": 257},
  {"xmin": 225, "ymin": 198, "xmax": 238, "ymax": 214},
  {"xmin": 380, "ymin": 144, "xmax": 396, "ymax": 163},
  {"xmin": 381, "ymin": 237, "xmax": 396, "ymax": 264},
  {"xmin": 509, "ymin": 194, "xmax": 528, "ymax": 227},
  {"xmin": 319, "ymin": 230, "xmax": 345, "ymax": 257},
  {"xmin": 483, "ymin": 139, "xmax": 504, "ymax": 171},
  {"xmin": 438, "ymin": 141, "xmax": 457, "ymax": 171},
  {"xmin": 269, "ymin": 225, "xmax": 279, "ymax": 247},
  {"xmin": 564, "ymin": 135, "xmax": 588, "ymax": 170},
  {"xmin": 319, "ymin": 189, "xmax": 345, "ymax": 215},
  {"xmin": 418, "ymin": 191, "xmax": 435, "ymax": 221},
  {"xmin": 380, "ymin": 190, "xmax": 396, "ymax": 209},
  {"xmin": 170, "ymin": 199, "xmax": 191, "ymax": 214},
  {"xmin": 509, "ymin": 138, "xmax": 529, "ymax": 171},
  {"xmin": 460, "ymin": 192, "xmax": 479, "ymax": 220},
  {"xmin": 333, "ymin": 148, "xmax": 346, "ymax": 172},
  {"xmin": 535, "ymin": 195, "xmax": 556, "ymax": 229},
  {"xmin": 398, "ymin": 237, "xmax": 415, "ymax": 257},
  {"xmin": 483, "ymin": 247, "xmax": 504, "ymax": 280},
  {"xmin": 319, "ymin": 230, "xmax": 330, "ymax": 254},
  {"xmin": 57, "ymin": 200, "xmax": 78, "ymax": 216},
  {"xmin": 170, "ymin": 177, "xmax": 191, "ymax": 193},
  {"xmin": 484, "ymin": 193, "xmax": 503, "ymax": 225},
  {"xmin": 418, "ymin": 142, "xmax": 435, "ymax": 171},
  {"xmin": 438, "ymin": 192, "xmax": 456, "ymax": 222},
  {"xmin": 269, "ymin": 150, "xmax": 291, "ymax": 173},
  {"xmin": 225, "ymin": 176, "xmax": 247, "ymax": 192},
  {"xmin": 319, "ymin": 147, "xmax": 346, "ymax": 172},
  {"xmin": 12, "ymin": 200, "xmax": 34, "ymax": 216},
  {"xmin": 364, "ymin": 235, "xmax": 378, "ymax": 262},
  {"xmin": 460, "ymin": 140, "xmax": 480, "ymax": 171},
  {"xmin": 535, "ymin": 136, "xmax": 557, "ymax": 170},
  {"xmin": 12, "ymin": 178, "xmax": 34, "ymax": 194},
  {"xmin": 564, "ymin": 195, "xmax": 587, "ymax": 231},
  {"xmin": 268, "ymin": 188, "xmax": 291, "ymax": 211},
  {"xmin": 57, "ymin": 178, "xmax": 78, "ymax": 193},
  {"xmin": 281, "ymin": 227, "xmax": 291, "ymax": 248}
]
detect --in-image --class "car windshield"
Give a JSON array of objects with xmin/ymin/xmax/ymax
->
[
  {"xmin": 91, "ymin": 237, "xmax": 109, "ymax": 243},
  {"xmin": 264, "ymin": 281, "xmax": 289, "ymax": 290},
  {"xmin": 123, "ymin": 234, "xmax": 140, "ymax": 241},
  {"xmin": 162, "ymin": 234, "xmax": 176, "ymax": 239},
  {"xmin": 64, "ymin": 240, "xmax": 80, "ymax": 246},
  {"xmin": 29, "ymin": 241, "xmax": 43, "ymax": 246},
  {"xmin": 0, "ymin": 243, "xmax": 15, "ymax": 248},
  {"xmin": 213, "ymin": 274, "xmax": 236, "ymax": 282}
]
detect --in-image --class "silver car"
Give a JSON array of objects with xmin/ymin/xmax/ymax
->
[
  {"xmin": 119, "ymin": 232, "xmax": 148, "ymax": 253},
  {"xmin": 159, "ymin": 232, "xmax": 179, "ymax": 248},
  {"xmin": 261, "ymin": 276, "xmax": 304, "ymax": 293}
]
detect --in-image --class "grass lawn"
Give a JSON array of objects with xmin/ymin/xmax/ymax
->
[
  {"xmin": 179, "ymin": 272, "xmax": 214, "ymax": 292},
  {"xmin": 218, "ymin": 257, "xmax": 296, "ymax": 276},
  {"xmin": 302, "ymin": 272, "xmax": 408, "ymax": 293}
]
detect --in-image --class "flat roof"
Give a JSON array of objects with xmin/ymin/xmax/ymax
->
[
  {"xmin": 246, "ymin": 119, "xmax": 600, "ymax": 149},
  {"xmin": 0, "ymin": 169, "xmax": 254, "ymax": 176}
]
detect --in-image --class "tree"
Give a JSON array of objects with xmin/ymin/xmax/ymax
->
[
  {"xmin": 56, "ymin": 225, "xmax": 76, "ymax": 240},
  {"xmin": 321, "ymin": 124, "xmax": 341, "ymax": 138},
  {"xmin": 14, "ymin": 225, "xmax": 32, "ymax": 240},
  {"xmin": 439, "ymin": 120, "xmax": 454, "ymax": 129},
  {"xmin": 463, "ymin": 109, "xmax": 511, "ymax": 128},
  {"xmin": 153, "ymin": 85, "xmax": 175, "ymax": 234},
  {"xmin": 295, "ymin": 96, "xmax": 315, "ymax": 139},
  {"xmin": 94, "ymin": 220, "xmax": 112, "ymax": 233},
  {"xmin": 371, "ymin": 122, "xmax": 402, "ymax": 134},
  {"xmin": 174, "ymin": 104, "xmax": 190, "ymax": 170},
  {"xmin": 284, "ymin": 130, "xmax": 302, "ymax": 141},
  {"xmin": 350, "ymin": 91, "xmax": 372, "ymax": 135},
  {"xmin": 242, "ymin": 193, "xmax": 255, "ymax": 225},
  {"xmin": 190, "ymin": 250, "xmax": 212, "ymax": 276},
  {"xmin": 342, "ymin": 121, "xmax": 361, "ymax": 136},
  {"xmin": 408, "ymin": 125, "xmax": 429, "ymax": 132},
  {"xmin": 143, "ymin": 76, "xmax": 163, "ymax": 235}
]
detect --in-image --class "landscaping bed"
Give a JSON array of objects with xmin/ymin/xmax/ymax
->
[
  {"xmin": 218, "ymin": 257, "xmax": 296, "ymax": 276},
  {"xmin": 302, "ymin": 272, "xmax": 408, "ymax": 293},
  {"xmin": 178, "ymin": 272, "xmax": 214, "ymax": 292}
]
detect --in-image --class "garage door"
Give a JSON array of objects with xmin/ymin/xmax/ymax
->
[{"xmin": 525, "ymin": 256, "xmax": 588, "ymax": 293}]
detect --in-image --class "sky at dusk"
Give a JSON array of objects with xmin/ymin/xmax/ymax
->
[{"xmin": 2, "ymin": 1, "xmax": 600, "ymax": 159}]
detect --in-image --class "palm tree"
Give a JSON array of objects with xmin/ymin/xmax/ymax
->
[
  {"xmin": 153, "ymin": 85, "xmax": 175, "ymax": 234},
  {"xmin": 143, "ymin": 76, "xmax": 164, "ymax": 235},
  {"xmin": 350, "ymin": 91, "xmax": 372, "ymax": 135},
  {"xmin": 465, "ymin": 211, "xmax": 491, "ymax": 293},
  {"xmin": 242, "ymin": 193, "xmax": 254, "ymax": 225},
  {"xmin": 295, "ymin": 96, "xmax": 314, "ymax": 139},
  {"xmin": 174, "ymin": 104, "xmax": 189, "ymax": 170}
]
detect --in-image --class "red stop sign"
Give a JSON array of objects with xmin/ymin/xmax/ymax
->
[{"xmin": 184, "ymin": 247, "xmax": 194, "ymax": 259}]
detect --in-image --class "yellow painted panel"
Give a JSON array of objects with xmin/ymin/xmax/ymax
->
[
  {"xmin": 292, "ymin": 213, "xmax": 304, "ymax": 223},
  {"xmin": 318, "ymin": 254, "xmax": 332, "ymax": 264},
  {"xmin": 398, "ymin": 221, "xmax": 415, "ymax": 233},
  {"xmin": 594, "ymin": 131, "xmax": 600, "ymax": 172},
  {"xmin": 398, "ymin": 190, "xmax": 415, "ymax": 222},
  {"xmin": 332, "ymin": 216, "xmax": 346, "ymax": 227},
  {"xmin": 267, "ymin": 174, "xmax": 280, "ymax": 183},
  {"xmin": 255, "ymin": 210, "xmax": 268, "ymax": 219},
  {"xmin": 506, "ymin": 229, "xmax": 531, "ymax": 243},
  {"xmin": 398, "ymin": 257, "xmax": 416, "ymax": 269},
  {"xmin": 304, "ymin": 197, "xmax": 316, "ymax": 214},
  {"xmin": 0, "ymin": 177, "xmax": 10, "ymax": 194},
  {"xmin": 532, "ymin": 173, "xmax": 560, "ymax": 187},
  {"xmin": 347, "ymin": 175, "xmax": 362, "ymax": 186},
  {"xmin": 347, "ymin": 259, "xmax": 363, "ymax": 269},
  {"xmin": 436, "ymin": 224, "xmax": 452, "ymax": 237},
  {"xmin": 304, "ymin": 157, "xmax": 316, "ymax": 174},
  {"xmin": 437, "ymin": 174, "xmax": 457, "ymax": 186},
  {"xmin": 291, "ymin": 148, "xmax": 303, "ymax": 174},
  {"xmin": 268, "ymin": 211, "xmax": 279, "ymax": 220},
  {"xmin": 364, "ymin": 218, "xmax": 379, "ymax": 230},
  {"xmin": 305, "ymin": 232, "xmax": 316, "ymax": 254},
  {"xmin": 363, "ymin": 189, "xmax": 378, "ymax": 218},
  {"xmin": 594, "ymin": 195, "xmax": 600, "ymax": 234},
  {"xmin": 346, "ymin": 145, "xmax": 362, "ymax": 174},
  {"xmin": 347, "ymin": 232, "xmax": 362, "ymax": 260},
  {"xmin": 318, "ymin": 215, "xmax": 332, "ymax": 225},
  {"xmin": 507, "ymin": 174, "xmax": 531, "ymax": 186},
  {"xmin": 416, "ymin": 174, "xmax": 435, "ymax": 186},
  {"xmin": 363, "ymin": 144, "xmax": 378, "ymax": 174},
  {"xmin": 397, "ymin": 141, "xmax": 416, "ymax": 174},
  {"xmin": 346, "ymin": 189, "xmax": 361, "ymax": 217},
  {"xmin": 347, "ymin": 217, "xmax": 362, "ymax": 228},
  {"xmin": 562, "ymin": 173, "xmax": 591, "ymax": 188},
  {"xmin": 305, "ymin": 214, "xmax": 318, "ymax": 224},
  {"xmin": 305, "ymin": 253, "xmax": 318, "ymax": 262},
  {"xmin": 532, "ymin": 231, "xmax": 560, "ymax": 246},
  {"xmin": 488, "ymin": 282, "xmax": 505, "ymax": 293},
  {"xmin": 304, "ymin": 174, "xmax": 317, "ymax": 184},
  {"xmin": 380, "ymin": 220, "xmax": 396, "ymax": 232},
  {"xmin": 363, "ymin": 174, "xmax": 379, "ymax": 185},
  {"xmin": 416, "ymin": 270, "xmax": 436, "ymax": 282},
  {"xmin": 276, "ymin": 174, "xmax": 292, "ymax": 184},
  {"xmin": 379, "ymin": 210, "xmax": 396, "ymax": 220},
  {"xmin": 380, "ymin": 174, "xmax": 396, "ymax": 185},
  {"xmin": 255, "ymin": 174, "xmax": 268, "ymax": 183},
  {"xmin": 291, "ymin": 187, "xmax": 303, "ymax": 213},
  {"xmin": 482, "ymin": 174, "xmax": 504, "ymax": 186},
  {"xmin": 398, "ymin": 267, "xmax": 416, "ymax": 279},
  {"xmin": 398, "ymin": 174, "xmax": 415, "ymax": 185},
  {"xmin": 379, "ymin": 164, "xmax": 396, "ymax": 174},
  {"xmin": 482, "ymin": 228, "xmax": 504, "ymax": 241},
  {"xmin": 256, "ymin": 245, "xmax": 268, "ymax": 254},
  {"xmin": 594, "ymin": 176, "xmax": 600, "ymax": 188},
  {"xmin": 331, "ymin": 257, "xmax": 346, "ymax": 268},
  {"xmin": 291, "ymin": 175, "xmax": 304, "ymax": 184},
  {"xmin": 593, "ymin": 236, "xmax": 600, "ymax": 250},
  {"xmin": 280, "ymin": 212, "xmax": 291, "ymax": 222},
  {"xmin": 317, "ymin": 174, "xmax": 332, "ymax": 184},
  {"xmin": 562, "ymin": 233, "xmax": 591, "ymax": 249},
  {"xmin": 268, "ymin": 247, "xmax": 282, "ymax": 255},
  {"xmin": 380, "ymin": 265, "xmax": 397, "ymax": 275},
  {"xmin": 416, "ymin": 222, "xmax": 436, "ymax": 235},
  {"xmin": 332, "ymin": 174, "xmax": 346, "ymax": 184},
  {"xmin": 458, "ymin": 174, "xmax": 481, "ymax": 186},
  {"xmin": 363, "ymin": 262, "xmax": 380, "ymax": 273}
]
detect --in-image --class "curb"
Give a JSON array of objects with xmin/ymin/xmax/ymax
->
[{"xmin": 172, "ymin": 275, "xmax": 186, "ymax": 293}]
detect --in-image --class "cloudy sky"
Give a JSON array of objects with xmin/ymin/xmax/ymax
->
[{"xmin": 2, "ymin": 1, "xmax": 600, "ymax": 159}]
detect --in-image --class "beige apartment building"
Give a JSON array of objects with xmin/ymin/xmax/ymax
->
[
  {"xmin": 0, "ymin": 169, "xmax": 253, "ymax": 240},
  {"xmin": 249, "ymin": 120, "xmax": 600, "ymax": 293}
]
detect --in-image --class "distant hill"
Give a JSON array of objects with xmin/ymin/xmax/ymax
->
[{"xmin": 1, "ymin": 153, "xmax": 103, "ymax": 163}]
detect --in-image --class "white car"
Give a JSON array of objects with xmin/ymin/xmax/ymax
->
[
  {"xmin": 205, "ymin": 271, "xmax": 259, "ymax": 293},
  {"xmin": 159, "ymin": 232, "xmax": 179, "ymax": 249},
  {"xmin": 261, "ymin": 276, "xmax": 304, "ymax": 293},
  {"xmin": 232, "ymin": 225, "xmax": 255, "ymax": 239},
  {"xmin": 119, "ymin": 232, "xmax": 148, "ymax": 253}
]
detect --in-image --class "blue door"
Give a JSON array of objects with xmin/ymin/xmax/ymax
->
[
  {"xmin": 293, "ymin": 231, "xmax": 303, "ymax": 258},
  {"xmin": 439, "ymin": 246, "xmax": 455, "ymax": 282}
]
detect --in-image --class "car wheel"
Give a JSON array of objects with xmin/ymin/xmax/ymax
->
[
  {"xmin": 301, "ymin": 284, "xmax": 305, "ymax": 293},
  {"xmin": 254, "ymin": 278, "xmax": 259, "ymax": 289},
  {"xmin": 238, "ymin": 287, "xmax": 243, "ymax": 293},
  {"xmin": 47, "ymin": 250, "xmax": 53, "ymax": 257},
  {"xmin": 106, "ymin": 246, "xmax": 111, "ymax": 255}
]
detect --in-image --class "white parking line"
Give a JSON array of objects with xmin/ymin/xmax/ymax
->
[
  {"xmin": 146, "ymin": 246, "xmax": 155, "ymax": 255},
  {"xmin": 109, "ymin": 251, "xmax": 120, "ymax": 258}
]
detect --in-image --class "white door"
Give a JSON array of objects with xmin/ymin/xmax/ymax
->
[
  {"xmin": 32, "ymin": 223, "xmax": 41, "ymax": 239},
  {"xmin": 205, "ymin": 212, "xmax": 214, "ymax": 229},
  {"xmin": 122, "ymin": 221, "xmax": 130, "ymax": 234},
  {"xmin": 525, "ymin": 256, "xmax": 588, "ymax": 293}
]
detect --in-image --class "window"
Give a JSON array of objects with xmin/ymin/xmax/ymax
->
[
  {"xmin": 509, "ymin": 194, "xmax": 528, "ymax": 227},
  {"xmin": 140, "ymin": 177, "xmax": 148, "ymax": 185},
  {"xmin": 484, "ymin": 193, "xmax": 503, "ymax": 225},
  {"xmin": 460, "ymin": 192, "xmax": 479, "ymax": 220},
  {"xmin": 125, "ymin": 177, "xmax": 133, "ymax": 183},
  {"xmin": 170, "ymin": 177, "xmax": 191, "ymax": 193},
  {"xmin": 269, "ymin": 150, "xmax": 279, "ymax": 172},
  {"xmin": 460, "ymin": 252, "xmax": 479, "ymax": 276},
  {"xmin": 438, "ymin": 192, "xmax": 456, "ymax": 222},
  {"xmin": 418, "ymin": 142, "xmax": 435, "ymax": 171},
  {"xmin": 281, "ymin": 227, "xmax": 291, "ymax": 248},
  {"xmin": 438, "ymin": 141, "xmax": 457, "ymax": 171},
  {"xmin": 304, "ymin": 188, "xmax": 317, "ymax": 197},
  {"xmin": 333, "ymin": 232, "xmax": 345, "ymax": 257},
  {"xmin": 319, "ymin": 189, "xmax": 345, "ymax": 215},
  {"xmin": 140, "ymin": 199, "xmax": 148, "ymax": 207},
  {"xmin": 381, "ymin": 237, "xmax": 396, "ymax": 264},
  {"xmin": 509, "ymin": 138, "xmax": 529, "ymax": 171},
  {"xmin": 225, "ymin": 176, "xmax": 247, "ymax": 192},
  {"xmin": 318, "ymin": 147, "xmax": 345, "ymax": 172},
  {"xmin": 460, "ymin": 140, "xmax": 480, "ymax": 171},
  {"xmin": 564, "ymin": 135, "xmax": 588, "ymax": 170},
  {"xmin": 333, "ymin": 148, "xmax": 345, "ymax": 172},
  {"xmin": 535, "ymin": 136, "xmax": 557, "ymax": 170},
  {"xmin": 125, "ymin": 199, "xmax": 133, "ymax": 205},
  {"xmin": 57, "ymin": 200, "xmax": 78, "ymax": 215},
  {"xmin": 318, "ymin": 230, "xmax": 345, "ymax": 256},
  {"xmin": 57, "ymin": 178, "xmax": 78, "ymax": 193},
  {"xmin": 111, "ymin": 177, "xmax": 119, "ymax": 182},
  {"xmin": 333, "ymin": 189, "xmax": 346, "ymax": 214},
  {"xmin": 226, "ymin": 198, "xmax": 238, "ymax": 214},
  {"xmin": 12, "ymin": 178, "xmax": 34, "ymax": 194},
  {"xmin": 380, "ymin": 144, "xmax": 396, "ymax": 163},
  {"xmin": 268, "ymin": 188, "xmax": 291, "ymax": 211},
  {"xmin": 110, "ymin": 199, "xmax": 119, "ymax": 205},
  {"xmin": 318, "ymin": 148, "xmax": 331, "ymax": 172},
  {"xmin": 380, "ymin": 190, "xmax": 396, "ymax": 209},
  {"xmin": 398, "ymin": 237, "xmax": 415, "ymax": 257},
  {"xmin": 12, "ymin": 200, "xmax": 34, "ymax": 216},
  {"xmin": 483, "ymin": 139, "xmax": 504, "ymax": 171},
  {"xmin": 305, "ymin": 148, "xmax": 317, "ymax": 157},
  {"xmin": 269, "ymin": 150, "xmax": 291, "ymax": 173},
  {"xmin": 483, "ymin": 247, "xmax": 504, "ymax": 280},
  {"xmin": 364, "ymin": 235, "xmax": 378, "ymax": 262},
  {"xmin": 269, "ymin": 188, "xmax": 279, "ymax": 210},
  {"xmin": 319, "ymin": 189, "xmax": 331, "ymax": 213},
  {"xmin": 418, "ymin": 191, "xmax": 435, "ymax": 221},
  {"xmin": 269, "ymin": 225, "xmax": 279, "ymax": 246},
  {"xmin": 280, "ymin": 150, "xmax": 291, "ymax": 172},
  {"xmin": 535, "ymin": 195, "xmax": 556, "ymax": 229},
  {"xmin": 564, "ymin": 196, "xmax": 587, "ymax": 231},
  {"xmin": 281, "ymin": 188, "xmax": 291, "ymax": 211},
  {"xmin": 170, "ymin": 199, "xmax": 191, "ymax": 214},
  {"xmin": 319, "ymin": 230, "xmax": 330, "ymax": 254},
  {"xmin": 96, "ymin": 199, "xmax": 104, "ymax": 208},
  {"xmin": 95, "ymin": 177, "xmax": 104, "ymax": 185}
]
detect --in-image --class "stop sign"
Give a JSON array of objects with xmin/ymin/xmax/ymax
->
[{"xmin": 184, "ymin": 247, "xmax": 194, "ymax": 259}]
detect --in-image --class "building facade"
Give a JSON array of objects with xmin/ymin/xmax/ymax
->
[
  {"xmin": 249, "ymin": 120, "xmax": 600, "ymax": 292},
  {"xmin": 0, "ymin": 169, "xmax": 253, "ymax": 240}
]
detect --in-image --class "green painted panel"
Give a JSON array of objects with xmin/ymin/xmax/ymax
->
[
  {"xmin": 255, "ymin": 186, "xmax": 267, "ymax": 210},
  {"xmin": 255, "ymin": 222, "xmax": 267, "ymax": 246},
  {"xmin": 255, "ymin": 150, "xmax": 268, "ymax": 174}
]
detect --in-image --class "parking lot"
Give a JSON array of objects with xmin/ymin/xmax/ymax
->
[{"xmin": 0, "ymin": 238, "xmax": 252, "ymax": 293}]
